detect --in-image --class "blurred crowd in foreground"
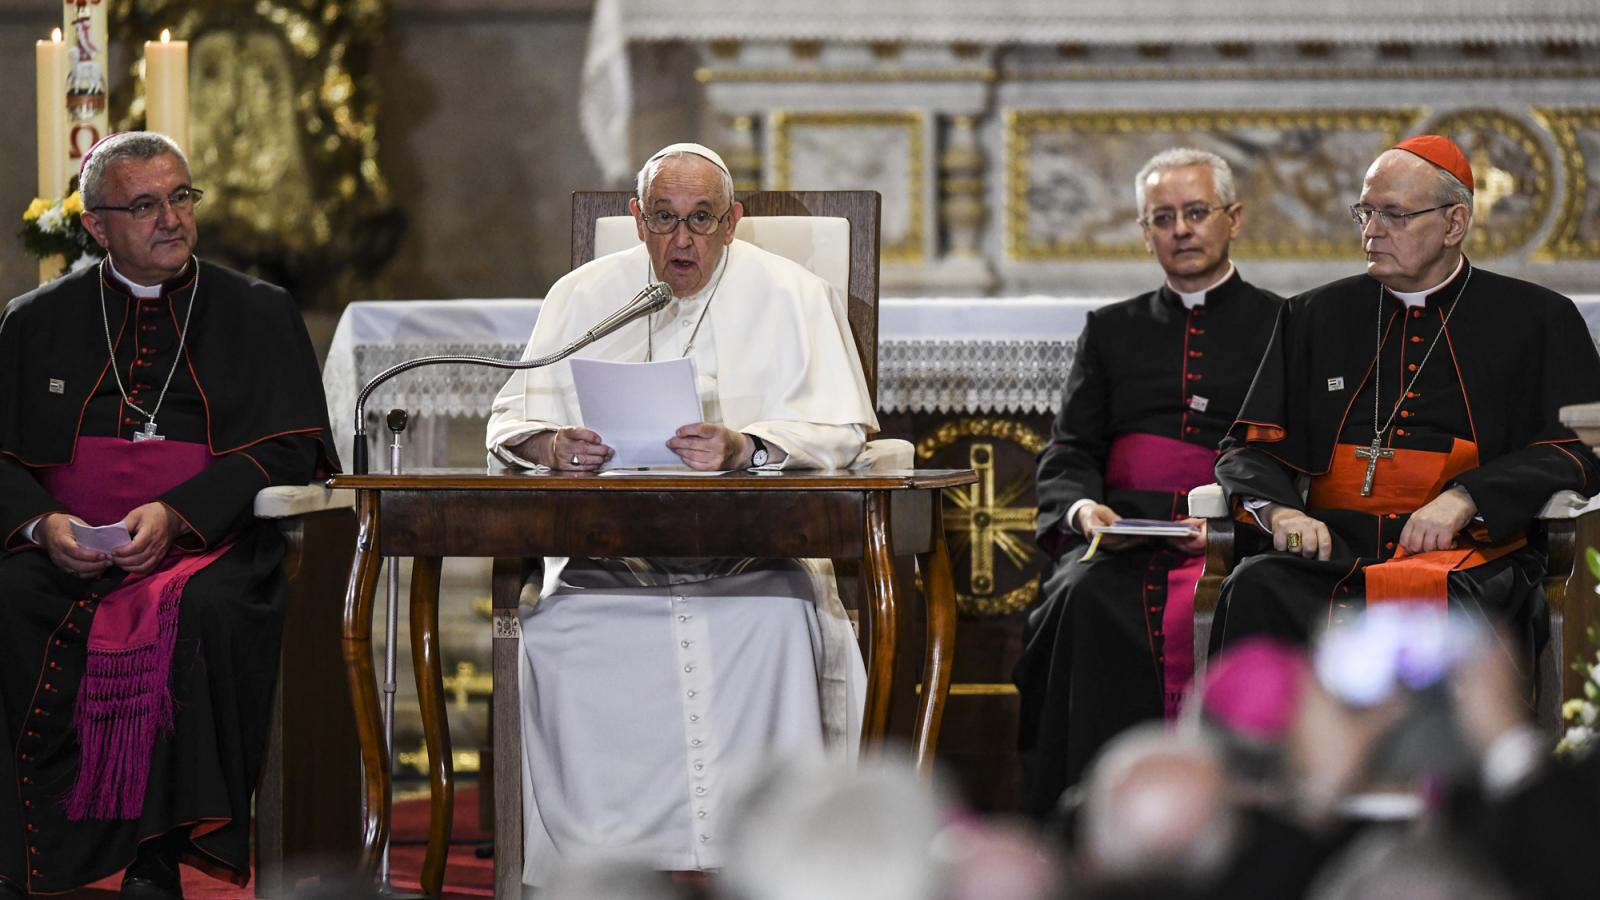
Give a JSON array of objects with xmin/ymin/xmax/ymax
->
[
  {"xmin": 537, "ymin": 606, "xmax": 1598, "ymax": 900},
  {"xmin": 298, "ymin": 606, "xmax": 1600, "ymax": 900}
]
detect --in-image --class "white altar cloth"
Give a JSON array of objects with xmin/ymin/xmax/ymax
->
[{"xmin": 322, "ymin": 295, "xmax": 1600, "ymax": 467}]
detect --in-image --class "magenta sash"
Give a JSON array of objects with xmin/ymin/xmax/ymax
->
[
  {"xmin": 39, "ymin": 436, "xmax": 229, "ymax": 820},
  {"xmin": 1104, "ymin": 433, "xmax": 1217, "ymax": 719}
]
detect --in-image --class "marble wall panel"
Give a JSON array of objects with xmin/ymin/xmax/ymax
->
[
  {"xmin": 1005, "ymin": 109, "xmax": 1417, "ymax": 262},
  {"xmin": 768, "ymin": 110, "xmax": 928, "ymax": 262}
]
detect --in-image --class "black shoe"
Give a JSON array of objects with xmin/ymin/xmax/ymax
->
[
  {"xmin": 0, "ymin": 877, "xmax": 27, "ymax": 898},
  {"xmin": 120, "ymin": 873, "xmax": 183, "ymax": 900},
  {"xmin": 120, "ymin": 837, "xmax": 184, "ymax": 900}
]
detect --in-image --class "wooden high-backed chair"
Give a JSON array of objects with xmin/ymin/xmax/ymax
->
[
  {"xmin": 572, "ymin": 189, "xmax": 882, "ymax": 406},
  {"xmin": 480, "ymin": 189, "xmax": 907, "ymax": 895},
  {"xmin": 1188, "ymin": 482, "xmax": 1600, "ymax": 732}
]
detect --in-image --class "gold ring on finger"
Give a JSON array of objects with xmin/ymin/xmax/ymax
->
[{"xmin": 1286, "ymin": 531, "xmax": 1303, "ymax": 550}]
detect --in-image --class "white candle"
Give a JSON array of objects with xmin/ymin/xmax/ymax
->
[
  {"xmin": 36, "ymin": 28, "xmax": 69, "ymax": 198},
  {"xmin": 145, "ymin": 29, "xmax": 188, "ymax": 153}
]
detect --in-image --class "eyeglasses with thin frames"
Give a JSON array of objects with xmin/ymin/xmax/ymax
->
[
  {"xmin": 640, "ymin": 207, "xmax": 731, "ymax": 236},
  {"xmin": 1349, "ymin": 203, "xmax": 1455, "ymax": 229},
  {"xmin": 90, "ymin": 186, "xmax": 204, "ymax": 221},
  {"xmin": 1138, "ymin": 203, "xmax": 1233, "ymax": 231}
]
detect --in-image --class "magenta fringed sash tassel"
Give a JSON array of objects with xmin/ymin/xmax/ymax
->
[{"xmin": 64, "ymin": 570, "xmax": 187, "ymax": 821}]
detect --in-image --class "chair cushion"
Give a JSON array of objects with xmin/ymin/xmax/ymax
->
[
  {"xmin": 253, "ymin": 484, "xmax": 355, "ymax": 519},
  {"xmin": 1538, "ymin": 489, "xmax": 1600, "ymax": 519},
  {"xmin": 594, "ymin": 216, "xmax": 852, "ymax": 297},
  {"xmin": 1188, "ymin": 483, "xmax": 1228, "ymax": 519}
]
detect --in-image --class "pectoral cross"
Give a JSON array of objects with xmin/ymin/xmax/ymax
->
[
  {"xmin": 1354, "ymin": 435, "xmax": 1393, "ymax": 496},
  {"xmin": 132, "ymin": 421, "xmax": 164, "ymax": 442}
]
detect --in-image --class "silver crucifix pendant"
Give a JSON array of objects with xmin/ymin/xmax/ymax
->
[
  {"xmin": 1353, "ymin": 435, "xmax": 1394, "ymax": 497},
  {"xmin": 132, "ymin": 421, "xmax": 165, "ymax": 442}
]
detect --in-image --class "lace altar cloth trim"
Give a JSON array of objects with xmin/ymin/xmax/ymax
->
[{"xmin": 325, "ymin": 338, "xmax": 1074, "ymax": 426}]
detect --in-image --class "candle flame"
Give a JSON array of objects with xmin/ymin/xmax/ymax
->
[
  {"xmin": 160, "ymin": 28, "xmax": 171, "ymax": 43},
  {"xmin": 51, "ymin": 28, "xmax": 62, "ymax": 42}
]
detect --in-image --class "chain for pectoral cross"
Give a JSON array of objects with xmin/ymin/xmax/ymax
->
[
  {"xmin": 98, "ymin": 257, "xmax": 200, "ymax": 443},
  {"xmin": 1360, "ymin": 264, "xmax": 1471, "ymax": 496}
]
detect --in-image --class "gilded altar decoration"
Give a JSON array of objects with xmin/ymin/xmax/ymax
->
[
  {"xmin": 1421, "ymin": 109, "xmax": 1553, "ymax": 258},
  {"xmin": 917, "ymin": 417, "xmax": 1047, "ymax": 617},
  {"xmin": 1006, "ymin": 109, "xmax": 1418, "ymax": 262},
  {"xmin": 1534, "ymin": 108, "xmax": 1600, "ymax": 260},
  {"xmin": 770, "ymin": 111, "xmax": 926, "ymax": 262},
  {"xmin": 109, "ymin": 0, "xmax": 401, "ymax": 307}
]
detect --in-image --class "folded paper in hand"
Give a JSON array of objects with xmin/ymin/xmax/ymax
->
[
  {"xmin": 71, "ymin": 520, "xmax": 131, "ymax": 553},
  {"xmin": 570, "ymin": 356, "xmax": 703, "ymax": 469}
]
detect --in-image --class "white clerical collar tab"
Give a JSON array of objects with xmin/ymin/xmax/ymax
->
[
  {"xmin": 1168, "ymin": 262, "xmax": 1235, "ymax": 310},
  {"xmin": 647, "ymin": 142, "xmax": 731, "ymax": 176},
  {"xmin": 106, "ymin": 258, "xmax": 163, "ymax": 298},
  {"xmin": 1385, "ymin": 258, "xmax": 1464, "ymax": 308}
]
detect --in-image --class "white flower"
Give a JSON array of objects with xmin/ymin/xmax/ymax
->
[
  {"xmin": 68, "ymin": 252, "xmax": 101, "ymax": 273},
  {"xmin": 1558, "ymin": 725, "xmax": 1595, "ymax": 756},
  {"xmin": 35, "ymin": 205, "xmax": 66, "ymax": 234}
]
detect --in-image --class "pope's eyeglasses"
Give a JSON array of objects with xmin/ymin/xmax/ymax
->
[{"xmin": 641, "ymin": 207, "xmax": 731, "ymax": 236}]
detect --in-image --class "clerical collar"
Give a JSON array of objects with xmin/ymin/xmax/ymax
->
[
  {"xmin": 1167, "ymin": 262, "xmax": 1235, "ymax": 310},
  {"xmin": 1384, "ymin": 257, "xmax": 1464, "ymax": 308},
  {"xmin": 105, "ymin": 258, "xmax": 164, "ymax": 298}
]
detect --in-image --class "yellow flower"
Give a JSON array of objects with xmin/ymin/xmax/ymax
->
[
  {"xmin": 62, "ymin": 192, "xmax": 83, "ymax": 217},
  {"xmin": 23, "ymin": 197, "xmax": 51, "ymax": 222}
]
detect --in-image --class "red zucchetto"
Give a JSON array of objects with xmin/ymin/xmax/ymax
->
[{"xmin": 1392, "ymin": 134, "xmax": 1474, "ymax": 193}]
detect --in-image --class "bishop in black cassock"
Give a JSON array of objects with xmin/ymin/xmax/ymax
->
[
  {"xmin": 1211, "ymin": 135, "xmax": 1600, "ymax": 669},
  {"xmin": 1016, "ymin": 150, "xmax": 1282, "ymax": 818},
  {"xmin": 0, "ymin": 133, "xmax": 335, "ymax": 896}
]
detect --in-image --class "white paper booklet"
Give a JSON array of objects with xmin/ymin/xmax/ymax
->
[
  {"xmin": 71, "ymin": 520, "xmax": 131, "ymax": 553},
  {"xmin": 569, "ymin": 356, "xmax": 704, "ymax": 469}
]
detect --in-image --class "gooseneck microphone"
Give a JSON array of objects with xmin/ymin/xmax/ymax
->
[{"xmin": 349, "ymin": 282, "xmax": 674, "ymax": 473}]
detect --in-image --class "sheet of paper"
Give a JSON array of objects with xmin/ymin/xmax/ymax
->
[
  {"xmin": 1091, "ymin": 518, "xmax": 1201, "ymax": 538},
  {"xmin": 71, "ymin": 520, "xmax": 131, "ymax": 552},
  {"xmin": 570, "ymin": 356, "xmax": 704, "ymax": 469}
]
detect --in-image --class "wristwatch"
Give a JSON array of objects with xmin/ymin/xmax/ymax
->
[{"xmin": 746, "ymin": 433, "xmax": 769, "ymax": 467}]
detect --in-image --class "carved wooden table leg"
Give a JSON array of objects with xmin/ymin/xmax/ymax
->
[
  {"xmin": 862, "ymin": 490, "xmax": 898, "ymax": 743},
  {"xmin": 340, "ymin": 490, "xmax": 387, "ymax": 873},
  {"xmin": 913, "ymin": 512, "xmax": 956, "ymax": 777},
  {"xmin": 490, "ymin": 559, "xmax": 526, "ymax": 900},
  {"xmin": 410, "ymin": 555, "xmax": 452, "ymax": 895}
]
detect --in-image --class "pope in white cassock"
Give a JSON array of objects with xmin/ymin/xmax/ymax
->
[{"xmin": 485, "ymin": 143, "xmax": 879, "ymax": 881}]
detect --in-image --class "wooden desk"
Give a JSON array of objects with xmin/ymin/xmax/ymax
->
[{"xmin": 329, "ymin": 466, "xmax": 976, "ymax": 896}]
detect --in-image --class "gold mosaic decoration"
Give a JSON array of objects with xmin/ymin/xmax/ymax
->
[
  {"xmin": 1421, "ymin": 109, "xmax": 1553, "ymax": 258},
  {"xmin": 1005, "ymin": 108, "xmax": 1419, "ymax": 262},
  {"xmin": 1533, "ymin": 108, "xmax": 1600, "ymax": 260},
  {"xmin": 918, "ymin": 417, "xmax": 1047, "ymax": 618},
  {"xmin": 110, "ymin": 0, "xmax": 399, "ymax": 307},
  {"xmin": 770, "ymin": 111, "xmax": 926, "ymax": 262}
]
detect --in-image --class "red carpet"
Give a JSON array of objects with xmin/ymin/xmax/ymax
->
[{"xmin": 72, "ymin": 783, "xmax": 493, "ymax": 898}]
